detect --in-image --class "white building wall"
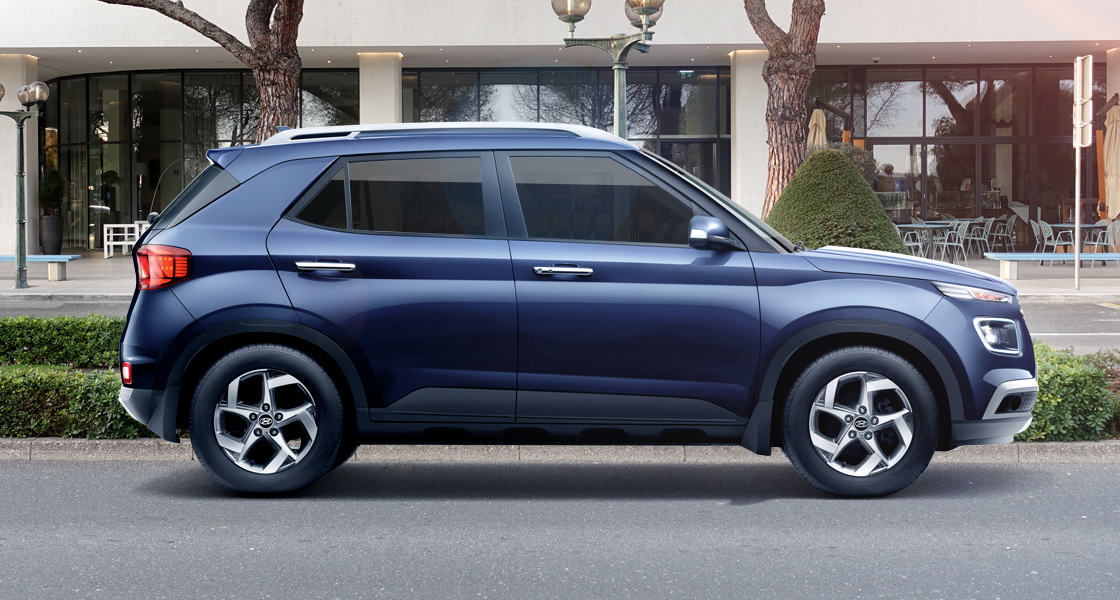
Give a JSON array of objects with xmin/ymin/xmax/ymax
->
[
  {"xmin": 730, "ymin": 51, "xmax": 769, "ymax": 216},
  {"xmin": 0, "ymin": 55, "xmax": 39, "ymax": 257},
  {"xmin": 359, "ymin": 53, "xmax": 402, "ymax": 124}
]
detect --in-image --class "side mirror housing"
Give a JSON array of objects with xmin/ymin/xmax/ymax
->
[{"xmin": 688, "ymin": 215, "xmax": 741, "ymax": 251}]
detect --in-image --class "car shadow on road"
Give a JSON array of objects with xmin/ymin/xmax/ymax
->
[{"xmin": 139, "ymin": 460, "xmax": 1033, "ymax": 504}]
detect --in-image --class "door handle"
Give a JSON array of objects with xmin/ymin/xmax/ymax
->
[
  {"xmin": 533, "ymin": 266, "xmax": 593, "ymax": 277},
  {"xmin": 296, "ymin": 261, "xmax": 356, "ymax": 272}
]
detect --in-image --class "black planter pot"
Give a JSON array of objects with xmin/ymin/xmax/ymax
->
[{"xmin": 40, "ymin": 215, "xmax": 62, "ymax": 255}]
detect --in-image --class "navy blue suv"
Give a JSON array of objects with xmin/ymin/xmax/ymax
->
[{"xmin": 118, "ymin": 123, "xmax": 1038, "ymax": 497}]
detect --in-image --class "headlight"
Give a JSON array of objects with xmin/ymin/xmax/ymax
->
[
  {"xmin": 974, "ymin": 317, "xmax": 1022, "ymax": 356},
  {"xmin": 933, "ymin": 282, "xmax": 1013, "ymax": 303}
]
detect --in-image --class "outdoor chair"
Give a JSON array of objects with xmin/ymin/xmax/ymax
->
[
  {"xmin": 990, "ymin": 215, "xmax": 1016, "ymax": 252},
  {"xmin": 1086, "ymin": 220, "xmax": 1120, "ymax": 267},
  {"xmin": 964, "ymin": 218, "xmax": 993, "ymax": 256},
  {"xmin": 894, "ymin": 223, "xmax": 923, "ymax": 256},
  {"xmin": 936, "ymin": 220, "xmax": 970, "ymax": 266},
  {"xmin": 1037, "ymin": 221, "xmax": 1074, "ymax": 265}
]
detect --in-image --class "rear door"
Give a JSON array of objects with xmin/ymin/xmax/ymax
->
[
  {"xmin": 497, "ymin": 151, "xmax": 762, "ymax": 424},
  {"xmin": 267, "ymin": 152, "xmax": 518, "ymax": 421}
]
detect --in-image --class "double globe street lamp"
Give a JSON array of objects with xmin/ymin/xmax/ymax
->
[
  {"xmin": 0, "ymin": 81, "xmax": 50, "ymax": 289},
  {"xmin": 551, "ymin": 0, "xmax": 665, "ymax": 139}
]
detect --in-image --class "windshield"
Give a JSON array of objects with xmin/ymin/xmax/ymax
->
[{"xmin": 641, "ymin": 150, "xmax": 794, "ymax": 252}]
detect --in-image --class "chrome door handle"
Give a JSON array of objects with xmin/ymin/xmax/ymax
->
[
  {"xmin": 296, "ymin": 261, "xmax": 356, "ymax": 272},
  {"xmin": 533, "ymin": 266, "xmax": 593, "ymax": 277}
]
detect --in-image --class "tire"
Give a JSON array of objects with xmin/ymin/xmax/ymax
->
[
  {"xmin": 782, "ymin": 346, "xmax": 938, "ymax": 497},
  {"xmin": 332, "ymin": 432, "xmax": 360, "ymax": 470},
  {"xmin": 190, "ymin": 344, "xmax": 345, "ymax": 494}
]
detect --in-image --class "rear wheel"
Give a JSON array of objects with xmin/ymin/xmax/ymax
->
[
  {"xmin": 190, "ymin": 344, "xmax": 344, "ymax": 494},
  {"xmin": 783, "ymin": 346, "xmax": 938, "ymax": 497}
]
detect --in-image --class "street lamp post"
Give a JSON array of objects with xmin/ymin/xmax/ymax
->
[
  {"xmin": 551, "ymin": 0, "xmax": 665, "ymax": 139},
  {"xmin": 0, "ymin": 81, "xmax": 49, "ymax": 289}
]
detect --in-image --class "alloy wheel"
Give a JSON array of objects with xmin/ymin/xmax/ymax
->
[
  {"xmin": 212, "ymin": 368, "xmax": 319, "ymax": 474},
  {"xmin": 808, "ymin": 371, "xmax": 914, "ymax": 477}
]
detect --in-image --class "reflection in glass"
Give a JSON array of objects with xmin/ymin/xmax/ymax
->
[
  {"xmin": 479, "ymin": 71, "xmax": 537, "ymax": 122},
  {"xmin": 1036, "ymin": 143, "xmax": 1076, "ymax": 224},
  {"xmin": 864, "ymin": 69, "xmax": 923, "ymax": 137},
  {"xmin": 870, "ymin": 144, "xmax": 920, "ymax": 223},
  {"xmin": 656, "ymin": 69, "xmax": 719, "ymax": 138},
  {"xmin": 981, "ymin": 143, "xmax": 1029, "ymax": 245},
  {"xmin": 979, "ymin": 68, "xmax": 1029, "ymax": 136},
  {"xmin": 301, "ymin": 71, "xmax": 359, "ymax": 128},
  {"xmin": 925, "ymin": 68, "xmax": 976, "ymax": 137},
  {"xmin": 89, "ymin": 75, "xmax": 129, "ymax": 143},
  {"xmin": 132, "ymin": 73, "xmax": 183, "ymax": 142},
  {"xmin": 402, "ymin": 72, "xmax": 420, "ymax": 123},
  {"xmin": 184, "ymin": 141, "xmax": 231, "ymax": 183},
  {"xmin": 663, "ymin": 142, "xmax": 717, "ymax": 188},
  {"xmin": 88, "ymin": 143, "xmax": 132, "ymax": 247},
  {"xmin": 625, "ymin": 70, "xmax": 658, "ymax": 139},
  {"xmin": 807, "ymin": 68, "xmax": 851, "ymax": 142},
  {"xmin": 538, "ymin": 70, "xmax": 613, "ymax": 132},
  {"xmin": 420, "ymin": 71, "xmax": 479, "ymax": 122},
  {"xmin": 241, "ymin": 73, "xmax": 261, "ymax": 143},
  {"xmin": 1033, "ymin": 67, "xmax": 1107, "ymax": 137},
  {"xmin": 928, "ymin": 144, "xmax": 976, "ymax": 219},
  {"xmin": 133, "ymin": 142, "xmax": 184, "ymax": 217},
  {"xmin": 57, "ymin": 145, "xmax": 88, "ymax": 248},
  {"xmin": 184, "ymin": 72, "xmax": 243, "ymax": 141}
]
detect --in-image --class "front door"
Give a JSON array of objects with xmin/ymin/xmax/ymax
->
[
  {"xmin": 497, "ymin": 152, "xmax": 761, "ymax": 424},
  {"xmin": 268, "ymin": 152, "xmax": 518, "ymax": 420}
]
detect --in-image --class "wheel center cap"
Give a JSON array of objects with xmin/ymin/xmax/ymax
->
[
  {"xmin": 853, "ymin": 417, "xmax": 869, "ymax": 431},
  {"xmin": 258, "ymin": 415, "xmax": 274, "ymax": 428}
]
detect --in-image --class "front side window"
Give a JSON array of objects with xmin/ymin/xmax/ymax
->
[
  {"xmin": 294, "ymin": 156, "xmax": 487, "ymax": 236},
  {"xmin": 509, "ymin": 156, "xmax": 692, "ymax": 245}
]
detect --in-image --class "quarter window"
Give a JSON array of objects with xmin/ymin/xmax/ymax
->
[
  {"xmin": 350, "ymin": 157, "xmax": 486, "ymax": 235},
  {"xmin": 509, "ymin": 156, "xmax": 692, "ymax": 245},
  {"xmin": 295, "ymin": 169, "xmax": 346, "ymax": 229}
]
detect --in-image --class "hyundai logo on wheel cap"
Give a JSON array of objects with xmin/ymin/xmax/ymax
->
[
  {"xmin": 258, "ymin": 415, "xmax": 274, "ymax": 428},
  {"xmin": 854, "ymin": 417, "xmax": 869, "ymax": 431}
]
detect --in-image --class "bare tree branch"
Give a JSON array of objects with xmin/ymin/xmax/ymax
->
[
  {"xmin": 742, "ymin": 0, "xmax": 787, "ymax": 48},
  {"xmin": 95, "ymin": 0, "xmax": 252, "ymax": 62}
]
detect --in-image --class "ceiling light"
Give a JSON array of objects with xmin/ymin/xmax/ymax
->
[
  {"xmin": 77, "ymin": 50, "xmax": 82, "ymax": 53},
  {"xmin": 836, "ymin": 45, "xmax": 841, "ymax": 48},
  {"xmin": 326, "ymin": 60, "xmax": 331, "ymax": 64},
  {"xmin": 967, "ymin": 44, "xmax": 972, "ymax": 47}
]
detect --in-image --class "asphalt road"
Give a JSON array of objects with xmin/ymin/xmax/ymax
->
[
  {"xmin": 0, "ymin": 460, "xmax": 1117, "ymax": 599},
  {"xmin": 1020, "ymin": 297, "xmax": 1120, "ymax": 354}
]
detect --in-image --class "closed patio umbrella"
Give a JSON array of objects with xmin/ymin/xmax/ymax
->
[
  {"xmin": 807, "ymin": 108, "xmax": 827, "ymax": 150},
  {"xmin": 1105, "ymin": 105, "xmax": 1120, "ymax": 220}
]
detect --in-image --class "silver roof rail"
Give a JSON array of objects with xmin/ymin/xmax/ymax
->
[{"xmin": 260, "ymin": 122, "xmax": 636, "ymax": 148}]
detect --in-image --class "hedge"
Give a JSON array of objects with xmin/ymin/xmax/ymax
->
[
  {"xmin": 0, "ymin": 315, "xmax": 124, "ymax": 368},
  {"xmin": 766, "ymin": 149, "xmax": 910, "ymax": 255},
  {"xmin": 0, "ymin": 365, "xmax": 151, "ymax": 439},
  {"xmin": 1016, "ymin": 342, "xmax": 1118, "ymax": 442}
]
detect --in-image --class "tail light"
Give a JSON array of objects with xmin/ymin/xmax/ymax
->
[
  {"xmin": 121, "ymin": 362, "xmax": 133, "ymax": 385},
  {"xmin": 137, "ymin": 245, "xmax": 191, "ymax": 290}
]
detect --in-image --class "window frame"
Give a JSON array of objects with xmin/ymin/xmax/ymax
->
[
  {"xmin": 284, "ymin": 150, "xmax": 507, "ymax": 239},
  {"xmin": 494, "ymin": 150, "xmax": 699, "ymax": 248}
]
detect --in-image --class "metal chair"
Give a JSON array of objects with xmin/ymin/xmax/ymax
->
[
  {"xmin": 1086, "ymin": 220, "xmax": 1120, "ymax": 267},
  {"xmin": 936, "ymin": 220, "xmax": 970, "ymax": 265},
  {"xmin": 1038, "ymin": 221, "xmax": 1074, "ymax": 266},
  {"xmin": 964, "ymin": 218, "xmax": 994, "ymax": 256},
  {"xmin": 990, "ymin": 214, "xmax": 1016, "ymax": 252},
  {"xmin": 895, "ymin": 223, "xmax": 923, "ymax": 256}
]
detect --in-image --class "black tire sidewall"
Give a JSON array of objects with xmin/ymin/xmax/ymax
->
[
  {"xmin": 784, "ymin": 347, "xmax": 938, "ymax": 497},
  {"xmin": 190, "ymin": 345, "xmax": 343, "ymax": 494}
]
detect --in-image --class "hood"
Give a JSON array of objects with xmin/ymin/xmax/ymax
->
[{"xmin": 801, "ymin": 246, "xmax": 1018, "ymax": 295}]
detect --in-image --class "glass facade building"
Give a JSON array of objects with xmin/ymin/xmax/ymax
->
[{"xmin": 41, "ymin": 62, "xmax": 1104, "ymax": 249}]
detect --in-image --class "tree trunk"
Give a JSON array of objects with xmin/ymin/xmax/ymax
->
[
  {"xmin": 760, "ymin": 51, "xmax": 817, "ymax": 217},
  {"xmin": 250, "ymin": 51, "xmax": 302, "ymax": 142}
]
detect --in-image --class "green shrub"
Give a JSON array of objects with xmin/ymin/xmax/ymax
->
[
  {"xmin": 766, "ymin": 149, "xmax": 909, "ymax": 255},
  {"xmin": 0, "ymin": 365, "xmax": 150, "ymax": 439},
  {"xmin": 1017, "ymin": 342, "xmax": 1116, "ymax": 442},
  {"xmin": 0, "ymin": 315, "xmax": 124, "ymax": 368},
  {"xmin": 806, "ymin": 142, "xmax": 878, "ymax": 187}
]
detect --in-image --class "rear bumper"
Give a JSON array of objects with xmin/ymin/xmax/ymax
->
[{"xmin": 119, "ymin": 385, "xmax": 182, "ymax": 442}]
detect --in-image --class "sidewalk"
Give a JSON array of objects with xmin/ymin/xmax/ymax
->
[
  {"xmin": 0, "ymin": 248, "xmax": 1115, "ymax": 302},
  {"xmin": 2, "ymin": 438, "xmax": 1119, "ymax": 463}
]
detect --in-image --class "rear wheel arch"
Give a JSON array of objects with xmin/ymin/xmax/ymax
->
[
  {"xmin": 744, "ymin": 321, "xmax": 961, "ymax": 454},
  {"xmin": 172, "ymin": 322, "xmax": 368, "ymax": 434}
]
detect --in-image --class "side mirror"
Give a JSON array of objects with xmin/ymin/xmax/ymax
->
[{"xmin": 688, "ymin": 215, "xmax": 740, "ymax": 251}]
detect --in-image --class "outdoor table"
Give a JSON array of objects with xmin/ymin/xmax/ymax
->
[
  {"xmin": 1049, "ymin": 223, "xmax": 1107, "ymax": 253},
  {"xmin": 897, "ymin": 223, "xmax": 952, "ymax": 258}
]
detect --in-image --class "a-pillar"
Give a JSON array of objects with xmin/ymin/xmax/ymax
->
[
  {"xmin": 0, "ymin": 54, "xmax": 39, "ymax": 259},
  {"xmin": 358, "ymin": 53, "xmax": 403, "ymax": 124},
  {"xmin": 730, "ymin": 50, "xmax": 769, "ymax": 217}
]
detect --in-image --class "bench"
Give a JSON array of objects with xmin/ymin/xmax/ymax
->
[
  {"xmin": 984, "ymin": 252, "xmax": 1120, "ymax": 280},
  {"xmin": 0, "ymin": 254, "xmax": 82, "ymax": 281}
]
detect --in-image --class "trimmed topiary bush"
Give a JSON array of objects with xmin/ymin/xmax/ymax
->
[
  {"xmin": 0, "ymin": 365, "xmax": 150, "ymax": 439},
  {"xmin": 1017, "ymin": 342, "xmax": 1116, "ymax": 442},
  {"xmin": 766, "ymin": 149, "xmax": 909, "ymax": 255},
  {"xmin": 807, "ymin": 142, "xmax": 878, "ymax": 187}
]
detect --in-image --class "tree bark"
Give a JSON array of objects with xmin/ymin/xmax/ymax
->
[
  {"xmin": 743, "ymin": 0, "xmax": 826, "ymax": 218},
  {"xmin": 95, "ymin": 0, "xmax": 303, "ymax": 142}
]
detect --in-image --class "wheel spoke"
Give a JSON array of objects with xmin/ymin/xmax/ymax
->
[
  {"xmin": 216, "ymin": 431, "xmax": 251, "ymax": 464},
  {"xmin": 279, "ymin": 403, "xmax": 317, "ymax": 439},
  {"xmin": 261, "ymin": 448, "xmax": 290, "ymax": 474},
  {"xmin": 852, "ymin": 451, "xmax": 882, "ymax": 477},
  {"xmin": 267, "ymin": 373, "xmax": 301, "ymax": 390},
  {"xmin": 810, "ymin": 430, "xmax": 840, "ymax": 456},
  {"xmin": 270, "ymin": 432, "xmax": 300, "ymax": 461}
]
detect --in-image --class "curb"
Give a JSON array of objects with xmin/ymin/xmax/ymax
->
[{"xmin": 2, "ymin": 438, "xmax": 1119, "ymax": 464}]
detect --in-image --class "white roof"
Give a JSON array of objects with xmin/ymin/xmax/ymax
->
[{"xmin": 260, "ymin": 122, "xmax": 637, "ymax": 148}]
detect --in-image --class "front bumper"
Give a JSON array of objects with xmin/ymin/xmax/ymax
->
[
  {"xmin": 119, "ymin": 385, "xmax": 182, "ymax": 442},
  {"xmin": 950, "ymin": 376, "xmax": 1037, "ymax": 447}
]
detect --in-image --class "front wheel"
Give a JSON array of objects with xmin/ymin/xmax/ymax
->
[
  {"xmin": 783, "ymin": 346, "xmax": 938, "ymax": 497},
  {"xmin": 190, "ymin": 344, "xmax": 344, "ymax": 494}
]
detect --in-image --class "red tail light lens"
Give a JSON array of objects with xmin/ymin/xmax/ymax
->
[
  {"xmin": 137, "ymin": 245, "xmax": 191, "ymax": 290},
  {"xmin": 121, "ymin": 362, "xmax": 133, "ymax": 385}
]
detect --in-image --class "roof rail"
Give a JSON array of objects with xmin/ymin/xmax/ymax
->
[{"xmin": 260, "ymin": 122, "xmax": 635, "ymax": 148}]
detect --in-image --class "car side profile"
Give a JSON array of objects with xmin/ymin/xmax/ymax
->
[{"xmin": 118, "ymin": 123, "xmax": 1038, "ymax": 497}]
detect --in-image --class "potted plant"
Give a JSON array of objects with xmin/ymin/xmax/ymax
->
[{"xmin": 39, "ymin": 169, "xmax": 67, "ymax": 255}]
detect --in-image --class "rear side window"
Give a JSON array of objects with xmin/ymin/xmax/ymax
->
[
  {"xmin": 509, "ymin": 156, "xmax": 692, "ymax": 245},
  {"xmin": 294, "ymin": 157, "xmax": 487, "ymax": 236},
  {"xmin": 152, "ymin": 165, "xmax": 239, "ymax": 229}
]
